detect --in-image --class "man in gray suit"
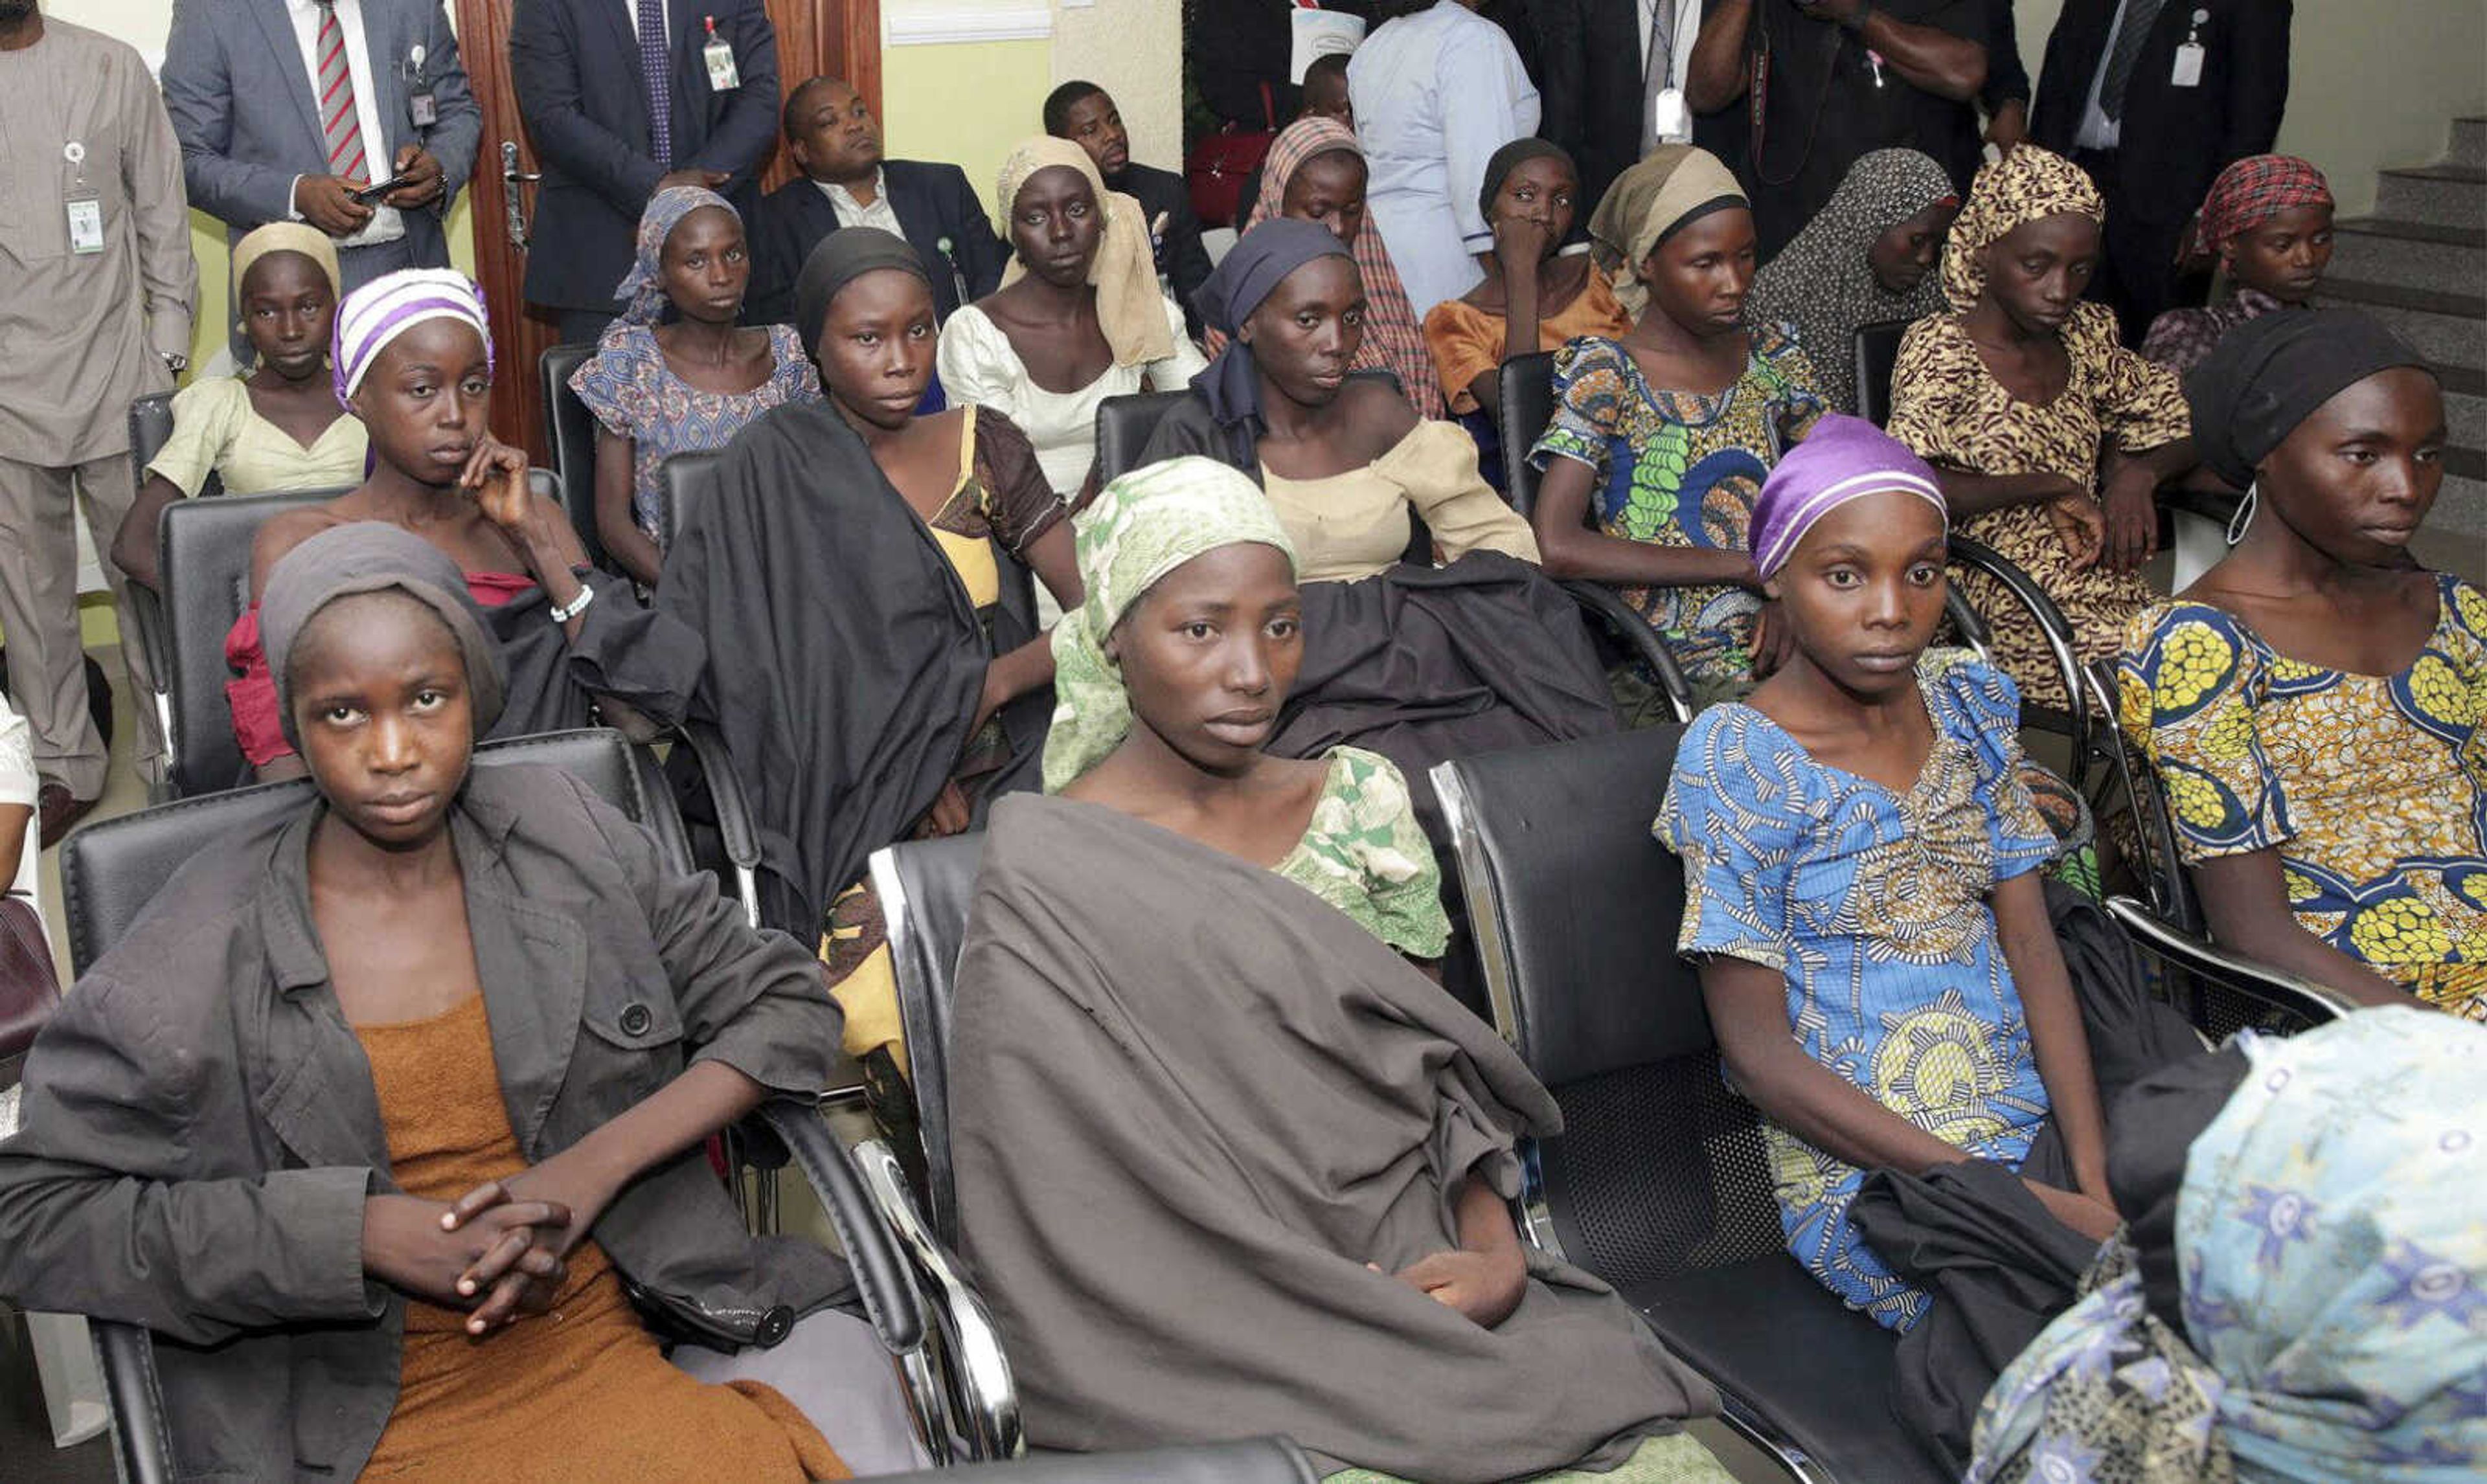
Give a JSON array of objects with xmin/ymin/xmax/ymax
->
[{"xmin": 162, "ymin": 0, "xmax": 480, "ymax": 358}]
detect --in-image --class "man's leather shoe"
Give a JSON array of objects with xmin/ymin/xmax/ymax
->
[{"xmin": 38, "ymin": 783, "xmax": 96, "ymax": 849}]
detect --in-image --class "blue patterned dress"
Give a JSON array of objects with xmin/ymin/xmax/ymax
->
[
  {"xmin": 1653, "ymin": 660, "xmax": 2061, "ymax": 1327},
  {"xmin": 569, "ymin": 322, "xmax": 824, "ymax": 537}
]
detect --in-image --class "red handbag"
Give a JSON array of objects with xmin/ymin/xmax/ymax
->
[{"xmin": 1186, "ymin": 82, "xmax": 1279, "ymax": 229}]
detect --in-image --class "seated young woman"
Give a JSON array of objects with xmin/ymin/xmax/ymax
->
[
  {"xmin": 1968, "ymin": 1007, "xmax": 2487, "ymax": 1483},
  {"xmin": 0, "ymin": 522, "xmax": 924, "ymax": 1479},
  {"xmin": 1421, "ymin": 138, "xmax": 1630, "ymax": 485},
  {"xmin": 114, "ymin": 223, "xmax": 367, "ymax": 590},
  {"xmin": 653, "ymin": 228, "xmax": 1082, "ymax": 1071},
  {"xmin": 1743, "ymin": 147, "xmax": 1960, "ymax": 417},
  {"xmin": 935, "ymin": 137, "xmax": 1204, "ymax": 504},
  {"xmin": 2120, "ymin": 310, "xmax": 2486, "ymax": 1019},
  {"xmin": 1885, "ymin": 146, "xmax": 2199, "ymax": 710},
  {"xmin": 1137, "ymin": 219, "xmax": 1614, "ymax": 855},
  {"xmin": 1225, "ymin": 115, "xmax": 1446, "ymax": 419},
  {"xmin": 2141, "ymin": 155, "xmax": 2335, "ymax": 377},
  {"xmin": 228, "ymin": 270, "xmax": 701, "ymax": 785},
  {"xmin": 951, "ymin": 456, "xmax": 1730, "ymax": 1482},
  {"xmin": 1528, "ymin": 146, "xmax": 1828, "ymax": 717},
  {"xmin": 570, "ymin": 186, "xmax": 823, "ymax": 585},
  {"xmin": 1655, "ymin": 416, "xmax": 2189, "ymax": 1465}
]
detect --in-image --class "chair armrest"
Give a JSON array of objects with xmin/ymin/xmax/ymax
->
[
  {"xmin": 851, "ymin": 1135, "xmax": 1023, "ymax": 1464},
  {"xmin": 124, "ymin": 584, "xmax": 174, "ymax": 779},
  {"xmin": 2102, "ymin": 895, "xmax": 2363, "ymax": 1025},
  {"xmin": 1557, "ymin": 579, "xmax": 1692, "ymax": 724},
  {"xmin": 756, "ymin": 1098, "xmax": 926, "ymax": 1357},
  {"xmin": 672, "ymin": 718, "xmax": 762, "ymax": 928},
  {"xmin": 93, "ymin": 1318, "xmax": 175, "ymax": 1484}
]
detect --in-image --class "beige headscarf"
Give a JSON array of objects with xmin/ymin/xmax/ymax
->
[
  {"xmin": 232, "ymin": 221, "xmax": 342, "ymax": 300},
  {"xmin": 1587, "ymin": 145, "xmax": 1749, "ymax": 319},
  {"xmin": 994, "ymin": 136, "xmax": 1176, "ymax": 368}
]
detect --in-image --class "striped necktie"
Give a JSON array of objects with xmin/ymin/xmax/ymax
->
[
  {"xmin": 2098, "ymin": 0, "xmax": 2166, "ymax": 123},
  {"xmin": 312, "ymin": 0, "xmax": 368, "ymax": 184},
  {"xmin": 638, "ymin": 0, "xmax": 674, "ymax": 171}
]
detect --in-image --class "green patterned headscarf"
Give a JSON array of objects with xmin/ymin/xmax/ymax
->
[{"xmin": 1042, "ymin": 457, "xmax": 1299, "ymax": 793}]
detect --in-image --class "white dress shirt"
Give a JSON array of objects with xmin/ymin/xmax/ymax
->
[
  {"xmin": 1348, "ymin": 0, "xmax": 1541, "ymax": 320},
  {"xmin": 282, "ymin": 0, "xmax": 403, "ymax": 246},
  {"xmin": 2074, "ymin": 0, "xmax": 2133, "ymax": 150},
  {"xmin": 818, "ymin": 170, "xmax": 903, "ymax": 236},
  {"xmin": 1639, "ymin": 0, "xmax": 1703, "ymax": 145}
]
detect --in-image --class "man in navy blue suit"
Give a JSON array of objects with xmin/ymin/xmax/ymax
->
[
  {"xmin": 508, "ymin": 0, "xmax": 780, "ymax": 343},
  {"xmin": 747, "ymin": 74, "xmax": 1005, "ymax": 328}
]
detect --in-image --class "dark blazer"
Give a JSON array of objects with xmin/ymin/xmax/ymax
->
[
  {"xmin": 1536, "ymin": 0, "xmax": 1642, "ymax": 218},
  {"xmin": 0, "ymin": 766, "xmax": 848, "ymax": 1481},
  {"xmin": 508, "ymin": 0, "xmax": 781, "ymax": 311},
  {"xmin": 748, "ymin": 159, "xmax": 1006, "ymax": 327},
  {"xmin": 2030, "ymin": 0, "xmax": 2290, "ymax": 227},
  {"xmin": 161, "ymin": 0, "xmax": 481, "ymax": 286},
  {"xmin": 1109, "ymin": 162, "xmax": 1213, "ymax": 339}
]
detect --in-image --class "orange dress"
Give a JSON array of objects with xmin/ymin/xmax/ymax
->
[
  {"xmin": 1422, "ymin": 262, "xmax": 1633, "ymax": 415},
  {"xmin": 355, "ymin": 995, "xmax": 847, "ymax": 1480}
]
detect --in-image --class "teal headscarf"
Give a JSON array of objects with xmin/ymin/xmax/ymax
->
[
  {"xmin": 1966, "ymin": 1007, "xmax": 2487, "ymax": 1483},
  {"xmin": 1041, "ymin": 457, "xmax": 1297, "ymax": 793}
]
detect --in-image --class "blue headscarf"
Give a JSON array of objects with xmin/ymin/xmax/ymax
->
[
  {"xmin": 611, "ymin": 186, "xmax": 740, "ymax": 328},
  {"xmin": 1967, "ymin": 1007, "xmax": 2487, "ymax": 1482}
]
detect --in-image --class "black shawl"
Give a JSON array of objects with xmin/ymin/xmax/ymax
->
[
  {"xmin": 654, "ymin": 401, "xmax": 1042, "ymax": 932},
  {"xmin": 952, "ymin": 794, "xmax": 1716, "ymax": 1479}
]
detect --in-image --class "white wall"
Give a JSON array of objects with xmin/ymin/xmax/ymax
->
[{"xmin": 2007, "ymin": 0, "xmax": 2487, "ymax": 218}]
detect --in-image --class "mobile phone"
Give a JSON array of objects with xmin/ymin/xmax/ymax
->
[{"xmin": 351, "ymin": 172, "xmax": 420, "ymax": 204}]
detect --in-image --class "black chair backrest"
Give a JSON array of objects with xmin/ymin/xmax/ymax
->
[
  {"xmin": 878, "ymin": 1438, "xmax": 1320, "ymax": 1484},
  {"xmin": 159, "ymin": 490, "xmax": 331, "ymax": 797},
  {"xmin": 1093, "ymin": 390, "xmax": 1190, "ymax": 490},
  {"xmin": 1853, "ymin": 319, "xmax": 1912, "ymax": 428},
  {"xmin": 870, "ymin": 832, "xmax": 989, "ymax": 1242},
  {"xmin": 130, "ymin": 392, "xmax": 217, "ymax": 499},
  {"xmin": 1496, "ymin": 350, "xmax": 1558, "ymax": 519},
  {"xmin": 655, "ymin": 447, "xmax": 724, "ymax": 555},
  {"xmin": 62, "ymin": 729, "xmax": 664, "ymax": 979},
  {"xmin": 1435, "ymin": 730, "xmax": 1784, "ymax": 1288},
  {"xmin": 540, "ymin": 343, "xmax": 612, "ymax": 572}
]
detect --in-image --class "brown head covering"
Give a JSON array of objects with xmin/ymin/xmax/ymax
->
[
  {"xmin": 260, "ymin": 521, "xmax": 506, "ymax": 748},
  {"xmin": 994, "ymin": 136, "xmax": 1176, "ymax": 368},
  {"xmin": 1586, "ymin": 146, "xmax": 1747, "ymax": 319},
  {"xmin": 1940, "ymin": 145, "xmax": 2102, "ymax": 313}
]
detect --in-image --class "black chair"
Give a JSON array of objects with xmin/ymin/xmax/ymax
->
[
  {"xmin": 54, "ymin": 728, "xmax": 950, "ymax": 1481},
  {"xmin": 122, "ymin": 394, "xmax": 188, "ymax": 755},
  {"xmin": 2078, "ymin": 659, "xmax": 2354, "ymax": 1035},
  {"xmin": 156, "ymin": 489, "xmax": 331, "ymax": 799},
  {"xmin": 1945, "ymin": 532, "xmax": 2100, "ymax": 794},
  {"xmin": 540, "ymin": 342, "xmax": 611, "ymax": 573},
  {"xmin": 1431, "ymin": 731, "xmax": 1947, "ymax": 1484},
  {"xmin": 1852, "ymin": 319, "xmax": 1913, "ymax": 428},
  {"xmin": 1494, "ymin": 352, "xmax": 1698, "ymax": 723},
  {"xmin": 653, "ymin": 445, "xmax": 724, "ymax": 556},
  {"xmin": 877, "ymin": 1437, "xmax": 1319, "ymax": 1483},
  {"xmin": 1092, "ymin": 389, "xmax": 1192, "ymax": 489}
]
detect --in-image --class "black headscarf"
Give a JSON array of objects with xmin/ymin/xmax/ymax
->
[
  {"xmin": 1187, "ymin": 217, "xmax": 1355, "ymax": 435},
  {"xmin": 793, "ymin": 226, "xmax": 931, "ymax": 362},
  {"xmin": 2185, "ymin": 308, "xmax": 2434, "ymax": 487},
  {"xmin": 1475, "ymin": 137, "xmax": 1573, "ymax": 223}
]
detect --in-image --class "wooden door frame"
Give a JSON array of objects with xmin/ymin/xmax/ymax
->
[{"xmin": 455, "ymin": 0, "xmax": 881, "ymax": 458}]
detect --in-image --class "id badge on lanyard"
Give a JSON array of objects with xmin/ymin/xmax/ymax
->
[
  {"xmin": 703, "ymin": 16, "xmax": 740, "ymax": 91},
  {"xmin": 62, "ymin": 141, "xmax": 103, "ymax": 254},
  {"xmin": 406, "ymin": 43, "xmax": 439, "ymax": 128},
  {"xmin": 2170, "ymin": 11, "xmax": 2210, "ymax": 89}
]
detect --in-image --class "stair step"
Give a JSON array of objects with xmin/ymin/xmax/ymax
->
[
  {"xmin": 2447, "ymin": 446, "xmax": 2486, "ymax": 482},
  {"xmin": 2455, "ymin": 115, "xmax": 2487, "ymax": 173},
  {"xmin": 2445, "ymin": 383, "xmax": 2486, "ymax": 450},
  {"xmin": 2438, "ymin": 363, "xmax": 2487, "ymax": 398},
  {"xmin": 2376, "ymin": 164, "xmax": 2487, "ymax": 232},
  {"xmin": 2313, "ymin": 280, "xmax": 2487, "ymax": 365},
  {"xmin": 2330, "ymin": 217, "xmax": 2486, "ymax": 293}
]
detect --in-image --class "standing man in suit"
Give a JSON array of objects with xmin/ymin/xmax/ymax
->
[
  {"xmin": 747, "ymin": 75, "xmax": 1004, "ymax": 327},
  {"xmin": 2030, "ymin": 0, "xmax": 2291, "ymax": 344},
  {"xmin": 508, "ymin": 0, "xmax": 779, "ymax": 345},
  {"xmin": 1540, "ymin": 0, "xmax": 1740, "ymax": 217},
  {"xmin": 1045, "ymin": 80, "xmax": 1213, "ymax": 338},
  {"xmin": 163, "ymin": 0, "xmax": 480, "ymax": 361}
]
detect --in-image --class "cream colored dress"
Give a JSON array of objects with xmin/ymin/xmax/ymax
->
[
  {"xmin": 1260, "ymin": 418, "xmax": 1539, "ymax": 583},
  {"xmin": 142, "ymin": 376, "xmax": 367, "ymax": 497}
]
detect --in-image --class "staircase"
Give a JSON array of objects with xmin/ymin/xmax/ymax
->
[{"xmin": 2319, "ymin": 115, "xmax": 2486, "ymax": 583}]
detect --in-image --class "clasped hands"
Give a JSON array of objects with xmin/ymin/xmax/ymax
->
[
  {"xmin": 362, "ymin": 1153, "xmax": 617, "ymax": 1336},
  {"xmin": 1367, "ymin": 1245, "xmax": 1528, "ymax": 1329}
]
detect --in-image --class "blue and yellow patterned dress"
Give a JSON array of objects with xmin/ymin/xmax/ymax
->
[
  {"xmin": 1653, "ymin": 660, "xmax": 2060, "ymax": 1328},
  {"xmin": 2118, "ymin": 575, "xmax": 2487, "ymax": 1018},
  {"xmin": 1528, "ymin": 328, "xmax": 1823, "ymax": 701}
]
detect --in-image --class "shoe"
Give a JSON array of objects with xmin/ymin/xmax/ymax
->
[{"xmin": 38, "ymin": 783, "xmax": 96, "ymax": 849}]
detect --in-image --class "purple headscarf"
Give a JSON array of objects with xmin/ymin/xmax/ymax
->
[
  {"xmin": 1749, "ymin": 414, "xmax": 1948, "ymax": 579},
  {"xmin": 330, "ymin": 268, "xmax": 494, "ymax": 410}
]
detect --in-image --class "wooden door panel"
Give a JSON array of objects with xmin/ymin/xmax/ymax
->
[{"xmin": 451, "ymin": 0, "xmax": 879, "ymax": 461}]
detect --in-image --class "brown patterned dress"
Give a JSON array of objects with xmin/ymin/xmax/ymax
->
[{"xmin": 1887, "ymin": 301, "xmax": 2190, "ymax": 709}]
